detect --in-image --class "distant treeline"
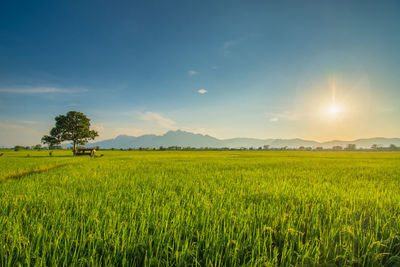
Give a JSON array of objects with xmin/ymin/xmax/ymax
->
[{"xmin": 9, "ymin": 144, "xmax": 400, "ymax": 152}]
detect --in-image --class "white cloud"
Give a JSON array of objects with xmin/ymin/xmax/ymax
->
[
  {"xmin": 198, "ymin": 89, "xmax": 207, "ymax": 94},
  {"xmin": 179, "ymin": 127, "xmax": 217, "ymax": 136},
  {"xmin": 188, "ymin": 70, "xmax": 198, "ymax": 76},
  {"xmin": 96, "ymin": 112, "xmax": 217, "ymax": 140},
  {"xmin": 211, "ymin": 66, "xmax": 217, "ymax": 70},
  {"xmin": 112, "ymin": 128, "xmax": 147, "ymax": 137},
  {"xmin": 92, "ymin": 124, "xmax": 105, "ymax": 132},
  {"xmin": 139, "ymin": 112, "xmax": 177, "ymax": 129},
  {"xmin": 91, "ymin": 124, "xmax": 147, "ymax": 140},
  {"xmin": 0, "ymin": 87, "xmax": 87, "ymax": 94},
  {"xmin": 267, "ymin": 111, "xmax": 299, "ymax": 121},
  {"xmin": 269, "ymin": 117, "xmax": 279, "ymax": 122}
]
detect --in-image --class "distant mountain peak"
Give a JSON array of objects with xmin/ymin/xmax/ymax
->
[
  {"xmin": 89, "ymin": 130, "xmax": 400, "ymax": 149},
  {"xmin": 164, "ymin": 129, "xmax": 186, "ymax": 135}
]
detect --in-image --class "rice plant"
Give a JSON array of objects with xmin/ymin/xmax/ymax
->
[{"xmin": 1, "ymin": 151, "xmax": 400, "ymax": 266}]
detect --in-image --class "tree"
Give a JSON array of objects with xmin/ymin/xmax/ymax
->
[
  {"xmin": 42, "ymin": 111, "xmax": 99, "ymax": 155},
  {"xmin": 14, "ymin": 145, "xmax": 24, "ymax": 151},
  {"xmin": 389, "ymin": 144, "xmax": 397, "ymax": 151},
  {"xmin": 33, "ymin": 144, "xmax": 42, "ymax": 150},
  {"xmin": 42, "ymin": 134, "xmax": 60, "ymax": 150},
  {"xmin": 345, "ymin": 144, "xmax": 356, "ymax": 151}
]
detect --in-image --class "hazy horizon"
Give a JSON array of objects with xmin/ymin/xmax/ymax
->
[
  {"xmin": 2, "ymin": 128, "xmax": 400, "ymax": 148},
  {"xmin": 96, "ymin": 129, "xmax": 400, "ymax": 143},
  {"xmin": 1, "ymin": 1, "xmax": 399, "ymax": 146}
]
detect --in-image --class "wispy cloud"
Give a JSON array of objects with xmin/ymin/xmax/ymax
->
[
  {"xmin": 269, "ymin": 117, "xmax": 279, "ymax": 122},
  {"xmin": 198, "ymin": 89, "xmax": 207, "ymax": 94},
  {"xmin": 211, "ymin": 66, "xmax": 217, "ymax": 70},
  {"xmin": 188, "ymin": 70, "xmax": 198, "ymax": 76},
  {"xmin": 0, "ymin": 87, "xmax": 87, "ymax": 94},
  {"xmin": 0, "ymin": 122, "xmax": 38, "ymax": 130},
  {"xmin": 139, "ymin": 112, "xmax": 177, "ymax": 129},
  {"xmin": 267, "ymin": 111, "xmax": 299, "ymax": 121},
  {"xmin": 20, "ymin": 120, "xmax": 40, "ymax": 125},
  {"xmin": 223, "ymin": 40, "xmax": 240, "ymax": 57},
  {"xmin": 90, "ymin": 123, "xmax": 149, "ymax": 140}
]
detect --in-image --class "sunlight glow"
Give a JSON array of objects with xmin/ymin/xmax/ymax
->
[
  {"xmin": 324, "ymin": 78, "xmax": 343, "ymax": 117},
  {"xmin": 321, "ymin": 102, "xmax": 344, "ymax": 120},
  {"xmin": 329, "ymin": 105, "xmax": 340, "ymax": 115}
]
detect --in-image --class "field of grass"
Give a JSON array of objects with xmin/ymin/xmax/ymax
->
[
  {"xmin": 0, "ymin": 151, "xmax": 85, "ymax": 182},
  {"xmin": 1, "ymin": 150, "xmax": 400, "ymax": 266}
]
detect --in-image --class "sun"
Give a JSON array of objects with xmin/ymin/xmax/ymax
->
[
  {"xmin": 325, "ymin": 78, "xmax": 343, "ymax": 117},
  {"xmin": 323, "ymin": 102, "xmax": 343, "ymax": 118},
  {"xmin": 328, "ymin": 105, "xmax": 340, "ymax": 115}
]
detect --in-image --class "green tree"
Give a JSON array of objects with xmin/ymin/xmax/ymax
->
[
  {"xmin": 41, "ymin": 135, "xmax": 59, "ymax": 150},
  {"xmin": 14, "ymin": 145, "xmax": 24, "ymax": 151},
  {"xmin": 345, "ymin": 144, "xmax": 356, "ymax": 151},
  {"xmin": 389, "ymin": 144, "xmax": 397, "ymax": 151},
  {"xmin": 42, "ymin": 111, "xmax": 99, "ymax": 155},
  {"xmin": 33, "ymin": 144, "xmax": 42, "ymax": 150}
]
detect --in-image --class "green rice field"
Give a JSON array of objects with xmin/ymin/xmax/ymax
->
[{"xmin": 1, "ymin": 150, "xmax": 400, "ymax": 266}]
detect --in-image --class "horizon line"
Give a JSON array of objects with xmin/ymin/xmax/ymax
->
[{"xmin": 95, "ymin": 129, "xmax": 400, "ymax": 144}]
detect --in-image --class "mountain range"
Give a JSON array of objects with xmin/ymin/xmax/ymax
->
[{"xmin": 89, "ymin": 130, "xmax": 400, "ymax": 149}]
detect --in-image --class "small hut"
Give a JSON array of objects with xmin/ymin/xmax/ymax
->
[{"xmin": 76, "ymin": 148, "xmax": 96, "ymax": 158}]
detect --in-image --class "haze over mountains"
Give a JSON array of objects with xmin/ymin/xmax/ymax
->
[{"xmin": 90, "ymin": 130, "xmax": 400, "ymax": 149}]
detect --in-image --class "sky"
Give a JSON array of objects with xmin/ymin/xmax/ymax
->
[{"xmin": 0, "ymin": 0, "xmax": 399, "ymax": 146}]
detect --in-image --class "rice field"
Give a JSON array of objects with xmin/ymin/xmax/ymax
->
[{"xmin": 1, "ymin": 150, "xmax": 400, "ymax": 266}]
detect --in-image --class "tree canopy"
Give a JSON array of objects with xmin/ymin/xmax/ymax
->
[{"xmin": 42, "ymin": 111, "xmax": 98, "ymax": 154}]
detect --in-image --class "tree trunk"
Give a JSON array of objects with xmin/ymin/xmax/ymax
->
[{"xmin": 73, "ymin": 142, "xmax": 76, "ymax": 156}]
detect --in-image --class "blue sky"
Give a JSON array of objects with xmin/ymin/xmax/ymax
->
[{"xmin": 1, "ymin": 0, "xmax": 399, "ymax": 146}]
